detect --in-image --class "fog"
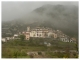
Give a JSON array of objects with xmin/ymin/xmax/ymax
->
[{"xmin": 2, "ymin": 1, "xmax": 78, "ymax": 21}]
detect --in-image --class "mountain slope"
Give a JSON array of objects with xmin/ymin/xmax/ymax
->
[
  {"xmin": 2, "ymin": 4, "xmax": 78, "ymax": 38},
  {"xmin": 26, "ymin": 4, "xmax": 78, "ymax": 37}
]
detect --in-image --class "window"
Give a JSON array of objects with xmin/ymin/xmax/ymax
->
[{"xmin": 37, "ymin": 34, "xmax": 38, "ymax": 36}]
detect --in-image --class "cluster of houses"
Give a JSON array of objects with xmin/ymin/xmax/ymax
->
[
  {"xmin": 2, "ymin": 26, "xmax": 76, "ymax": 43},
  {"xmin": 2, "ymin": 34, "xmax": 20, "ymax": 42}
]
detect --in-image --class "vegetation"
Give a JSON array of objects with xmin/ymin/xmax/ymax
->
[
  {"xmin": 2, "ymin": 38, "xmax": 78, "ymax": 58},
  {"xmin": 38, "ymin": 51, "xmax": 42, "ymax": 55},
  {"xmin": 19, "ymin": 34, "xmax": 26, "ymax": 40},
  {"xmin": 2, "ymin": 4, "xmax": 78, "ymax": 58}
]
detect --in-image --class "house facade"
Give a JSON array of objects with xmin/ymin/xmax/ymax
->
[{"xmin": 22, "ymin": 27, "xmax": 76, "ymax": 42}]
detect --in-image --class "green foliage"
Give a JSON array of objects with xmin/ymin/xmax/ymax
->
[
  {"xmin": 19, "ymin": 34, "xmax": 26, "ymax": 40},
  {"xmin": 2, "ymin": 38, "xmax": 78, "ymax": 58},
  {"xmin": 2, "ymin": 48, "xmax": 28, "ymax": 58}
]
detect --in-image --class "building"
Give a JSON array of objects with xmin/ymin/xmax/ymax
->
[
  {"xmin": 25, "ymin": 32, "xmax": 30, "ymax": 40},
  {"xmin": 23, "ymin": 27, "xmax": 64, "ymax": 40},
  {"xmin": 70, "ymin": 38, "xmax": 76, "ymax": 43},
  {"xmin": 22, "ymin": 27, "xmax": 52, "ymax": 40},
  {"xmin": 13, "ymin": 34, "xmax": 20, "ymax": 39},
  {"xmin": 53, "ymin": 33, "xmax": 57, "ymax": 38},
  {"xmin": 30, "ymin": 27, "xmax": 50, "ymax": 38},
  {"xmin": 2, "ymin": 38, "xmax": 6, "ymax": 42},
  {"xmin": 47, "ymin": 43, "xmax": 51, "ymax": 47},
  {"xmin": 21, "ymin": 26, "xmax": 76, "ymax": 43},
  {"xmin": 5, "ymin": 37, "xmax": 10, "ymax": 40},
  {"xmin": 60, "ymin": 36, "xmax": 70, "ymax": 42}
]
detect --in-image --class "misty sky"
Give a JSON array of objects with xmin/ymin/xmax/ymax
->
[{"xmin": 2, "ymin": 1, "xmax": 78, "ymax": 21}]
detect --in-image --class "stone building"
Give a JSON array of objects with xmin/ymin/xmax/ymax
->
[
  {"xmin": 60, "ymin": 35, "xmax": 70, "ymax": 42},
  {"xmin": 30, "ymin": 27, "xmax": 50, "ymax": 38},
  {"xmin": 25, "ymin": 32, "xmax": 30, "ymax": 40},
  {"xmin": 22, "ymin": 26, "xmax": 76, "ymax": 42}
]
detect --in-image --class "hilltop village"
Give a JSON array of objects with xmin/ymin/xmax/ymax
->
[
  {"xmin": 2, "ymin": 27, "xmax": 78, "ymax": 58},
  {"xmin": 2, "ymin": 27, "xmax": 76, "ymax": 43}
]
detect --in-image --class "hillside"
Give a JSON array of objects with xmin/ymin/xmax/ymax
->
[
  {"xmin": 2, "ymin": 38, "xmax": 77, "ymax": 58},
  {"xmin": 2, "ymin": 4, "xmax": 78, "ymax": 38}
]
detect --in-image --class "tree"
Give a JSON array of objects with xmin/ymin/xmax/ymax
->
[{"xmin": 19, "ymin": 34, "xmax": 25, "ymax": 40}]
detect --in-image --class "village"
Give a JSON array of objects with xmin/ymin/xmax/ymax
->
[
  {"xmin": 2, "ymin": 1, "xmax": 78, "ymax": 58},
  {"xmin": 2, "ymin": 26, "xmax": 78, "ymax": 58},
  {"xmin": 2, "ymin": 26, "xmax": 76, "ymax": 43}
]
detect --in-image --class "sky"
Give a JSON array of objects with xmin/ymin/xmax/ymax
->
[{"xmin": 2, "ymin": 1, "xmax": 78, "ymax": 21}]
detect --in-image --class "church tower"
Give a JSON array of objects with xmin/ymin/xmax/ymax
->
[{"xmin": 27, "ymin": 26, "xmax": 30, "ymax": 32}]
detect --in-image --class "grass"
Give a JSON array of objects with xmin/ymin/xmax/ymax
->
[{"xmin": 2, "ymin": 38, "xmax": 78, "ymax": 58}]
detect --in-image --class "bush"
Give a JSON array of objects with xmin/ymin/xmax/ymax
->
[
  {"xmin": 19, "ymin": 34, "xmax": 25, "ymax": 40},
  {"xmin": 38, "ymin": 52, "xmax": 42, "ymax": 55}
]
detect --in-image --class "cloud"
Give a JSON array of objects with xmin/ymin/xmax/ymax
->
[{"xmin": 2, "ymin": 1, "xmax": 78, "ymax": 21}]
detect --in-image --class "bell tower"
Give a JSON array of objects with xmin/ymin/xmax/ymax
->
[{"xmin": 27, "ymin": 26, "xmax": 30, "ymax": 32}]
